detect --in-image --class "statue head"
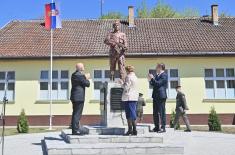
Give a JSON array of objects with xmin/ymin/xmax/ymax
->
[{"xmin": 113, "ymin": 20, "xmax": 120, "ymax": 32}]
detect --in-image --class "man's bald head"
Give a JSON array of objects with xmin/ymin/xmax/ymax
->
[{"xmin": 76, "ymin": 63, "xmax": 84, "ymax": 72}]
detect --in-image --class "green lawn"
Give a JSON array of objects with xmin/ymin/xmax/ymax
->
[
  {"xmin": 0, "ymin": 127, "xmax": 66, "ymax": 136},
  {"xmin": 1, "ymin": 126, "xmax": 235, "ymax": 136},
  {"xmin": 180, "ymin": 126, "xmax": 235, "ymax": 134}
]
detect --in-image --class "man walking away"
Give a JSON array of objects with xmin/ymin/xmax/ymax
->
[
  {"xmin": 137, "ymin": 93, "xmax": 146, "ymax": 122},
  {"xmin": 173, "ymin": 86, "xmax": 191, "ymax": 132},
  {"xmin": 148, "ymin": 63, "xmax": 168, "ymax": 133},
  {"xmin": 70, "ymin": 63, "xmax": 90, "ymax": 135}
]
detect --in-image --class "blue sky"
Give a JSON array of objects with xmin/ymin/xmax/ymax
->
[{"xmin": 0, "ymin": 0, "xmax": 234, "ymax": 28}]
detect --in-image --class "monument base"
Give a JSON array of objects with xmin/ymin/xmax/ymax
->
[
  {"xmin": 101, "ymin": 82, "xmax": 127, "ymax": 127},
  {"xmin": 44, "ymin": 128, "xmax": 184, "ymax": 155}
]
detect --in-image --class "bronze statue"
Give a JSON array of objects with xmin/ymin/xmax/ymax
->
[{"xmin": 104, "ymin": 21, "xmax": 127, "ymax": 81}]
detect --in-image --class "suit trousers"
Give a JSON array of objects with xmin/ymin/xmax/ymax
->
[
  {"xmin": 153, "ymin": 99, "xmax": 166, "ymax": 129},
  {"xmin": 173, "ymin": 110, "xmax": 191, "ymax": 130},
  {"xmin": 72, "ymin": 101, "xmax": 84, "ymax": 133}
]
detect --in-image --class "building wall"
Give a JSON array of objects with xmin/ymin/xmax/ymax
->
[{"xmin": 0, "ymin": 56, "xmax": 235, "ymax": 125}]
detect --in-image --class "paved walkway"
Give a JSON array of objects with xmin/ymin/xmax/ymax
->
[{"xmin": 3, "ymin": 129, "xmax": 235, "ymax": 155}]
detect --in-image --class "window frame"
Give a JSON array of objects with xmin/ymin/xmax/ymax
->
[
  {"xmin": 0, "ymin": 71, "xmax": 15, "ymax": 101},
  {"xmin": 93, "ymin": 70, "xmax": 110, "ymax": 100},
  {"xmin": 93, "ymin": 69, "xmax": 120, "ymax": 100},
  {"xmin": 204, "ymin": 68, "xmax": 235, "ymax": 99},
  {"xmin": 39, "ymin": 70, "xmax": 69, "ymax": 100}
]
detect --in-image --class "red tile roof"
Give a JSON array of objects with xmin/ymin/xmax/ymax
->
[{"xmin": 1, "ymin": 18, "xmax": 235, "ymax": 59}]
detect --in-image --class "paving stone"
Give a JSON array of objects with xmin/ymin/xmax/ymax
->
[
  {"xmin": 99, "ymin": 137, "xmax": 112, "ymax": 143},
  {"xmin": 78, "ymin": 138, "xmax": 99, "ymax": 143},
  {"xmin": 130, "ymin": 137, "xmax": 150, "ymax": 143},
  {"xmin": 48, "ymin": 149, "xmax": 72, "ymax": 155},
  {"xmin": 100, "ymin": 148, "xmax": 125, "ymax": 155},
  {"xmin": 124, "ymin": 148, "xmax": 146, "ymax": 154},
  {"xmin": 163, "ymin": 147, "xmax": 184, "ymax": 154},
  {"xmin": 62, "ymin": 133, "xmax": 163, "ymax": 144},
  {"xmin": 150, "ymin": 137, "xmax": 163, "ymax": 143},
  {"xmin": 81, "ymin": 125, "xmax": 150, "ymax": 135},
  {"xmin": 72, "ymin": 149, "xmax": 100, "ymax": 155},
  {"xmin": 146, "ymin": 147, "xmax": 165, "ymax": 154},
  {"xmin": 111, "ymin": 136, "xmax": 130, "ymax": 143}
]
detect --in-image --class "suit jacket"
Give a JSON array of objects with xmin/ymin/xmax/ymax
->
[
  {"xmin": 150, "ymin": 72, "xmax": 168, "ymax": 100},
  {"xmin": 176, "ymin": 92, "xmax": 189, "ymax": 111},
  {"xmin": 121, "ymin": 72, "xmax": 139, "ymax": 101},
  {"xmin": 70, "ymin": 71, "xmax": 90, "ymax": 102}
]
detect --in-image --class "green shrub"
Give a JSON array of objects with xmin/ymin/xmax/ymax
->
[
  {"xmin": 208, "ymin": 106, "xmax": 222, "ymax": 131},
  {"xmin": 170, "ymin": 110, "xmax": 180, "ymax": 129},
  {"xmin": 17, "ymin": 109, "xmax": 29, "ymax": 133}
]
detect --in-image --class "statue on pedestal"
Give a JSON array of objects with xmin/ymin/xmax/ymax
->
[{"xmin": 104, "ymin": 21, "xmax": 128, "ymax": 81}]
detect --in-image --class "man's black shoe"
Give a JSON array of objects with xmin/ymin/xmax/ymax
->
[
  {"xmin": 132, "ymin": 130, "xmax": 137, "ymax": 136},
  {"xmin": 184, "ymin": 129, "xmax": 191, "ymax": 132},
  {"xmin": 124, "ymin": 130, "xmax": 133, "ymax": 136},
  {"xmin": 158, "ymin": 128, "xmax": 166, "ymax": 133},
  {"xmin": 151, "ymin": 127, "xmax": 160, "ymax": 132}
]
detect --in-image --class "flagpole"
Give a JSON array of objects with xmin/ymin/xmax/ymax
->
[
  {"xmin": 49, "ymin": 28, "xmax": 53, "ymax": 130},
  {"xmin": 47, "ymin": 0, "xmax": 54, "ymax": 131}
]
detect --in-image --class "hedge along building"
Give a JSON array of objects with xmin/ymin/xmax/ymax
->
[{"xmin": 0, "ymin": 5, "xmax": 235, "ymax": 126}]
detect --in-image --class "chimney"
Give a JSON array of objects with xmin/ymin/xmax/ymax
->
[
  {"xmin": 128, "ymin": 6, "xmax": 135, "ymax": 27},
  {"xmin": 211, "ymin": 4, "xmax": 219, "ymax": 26}
]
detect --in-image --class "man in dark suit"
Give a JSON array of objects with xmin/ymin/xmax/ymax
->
[
  {"xmin": 70, "ymin": 63, "xmax": 90, "ymax": 135},
  {"xmin": 148, "ymin": 63, "xmax": 168, "ymax": 133}
]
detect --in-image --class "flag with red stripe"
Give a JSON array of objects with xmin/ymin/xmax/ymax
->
[{"xmin": 45, "ymin": 2, "xmax": 62, "ymax": 29}]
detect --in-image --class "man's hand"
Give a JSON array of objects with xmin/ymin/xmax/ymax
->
[
  {"xmin": 85, "ymin": 73, "xmax": 91, "ymax": 80},
  {"xmin": 147, "ymin": 73, "xmax": 154, "ymax": 81}
]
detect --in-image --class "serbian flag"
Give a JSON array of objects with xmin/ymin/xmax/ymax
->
[{"xmin": 45, "ymin": 2, "xmax": 62, "ymax": 29}]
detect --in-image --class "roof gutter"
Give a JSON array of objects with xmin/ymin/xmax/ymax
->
[{"xmin": 1, "ymin": 52, "xmax": 235, "ymax": 60}]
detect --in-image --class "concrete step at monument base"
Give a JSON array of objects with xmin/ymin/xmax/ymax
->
[
  {"xmin": 61, "ymin": 130, "xmax": 163, "ymax": 144},
  {"xmin": 45, "ymin": 139, "xmax": 184, "ymax": 155},
  {"xmin": 66, "ymin": 125, "xmax": 151, "ymax": 136}
]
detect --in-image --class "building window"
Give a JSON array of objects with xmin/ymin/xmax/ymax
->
[
  {"xmin": 0, "ymin": 71, "xmax": 15, "ymax": 101},
  {"xmin": 148, "ymin": 69, "xmax": 179, "ymax": 99},
  {"xmin": 204, "ymin": 68, "xmax": 235, "ymax": 99},
  {"xmin": 39, "ymin": 70, "xmax": 69, "ymax": 100},
  {"xmin": 93, "ymin": 70, "xmax": 119, "ymax": 100}
]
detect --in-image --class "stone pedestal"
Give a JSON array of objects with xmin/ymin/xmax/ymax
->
[{"xmin": 101, "ymin": 82, "xmax": 127, "ymax": 127}]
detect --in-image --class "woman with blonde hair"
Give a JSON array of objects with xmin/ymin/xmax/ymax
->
[{"xmin": 120, "ymin": 65, "xmax": 139, "ymax": 136}]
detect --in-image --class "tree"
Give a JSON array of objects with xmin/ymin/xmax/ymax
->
[
  {"xmin": 137, "ymin": 0, "xmax": 150, "ymax": 18},
  {"xmin": 208, "ymin": 106, "xmax": 222, "ymax": 131},
  {"xmin": 180, "ymin": 8, "xmax": 199, "ymax": 18},
  {"xmin": 101, "ymin": 12, "xmax": 125, "ymax": 19},
  {"xmin": 17, "ymin": 109, "xmax": 29, "ymax": 133},
  {"xmin": 220, "ymin": 12, "xmax": 230, "ymax": 17},
  {"xmin": 137, "ymin": 0, "xmax": 199, "ymax": 18},
  {"xmin": 150, "ymin": 1, "xmax": 178, "ymax": 18}
]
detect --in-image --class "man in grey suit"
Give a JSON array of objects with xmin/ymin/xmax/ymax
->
[
  {"xmin": 70, "ymin": 63, "xmax": 90, "ymax": 135},
  {"xmin": 173, "ymin": 86, "xmax": 191, "ymax": 132}
]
